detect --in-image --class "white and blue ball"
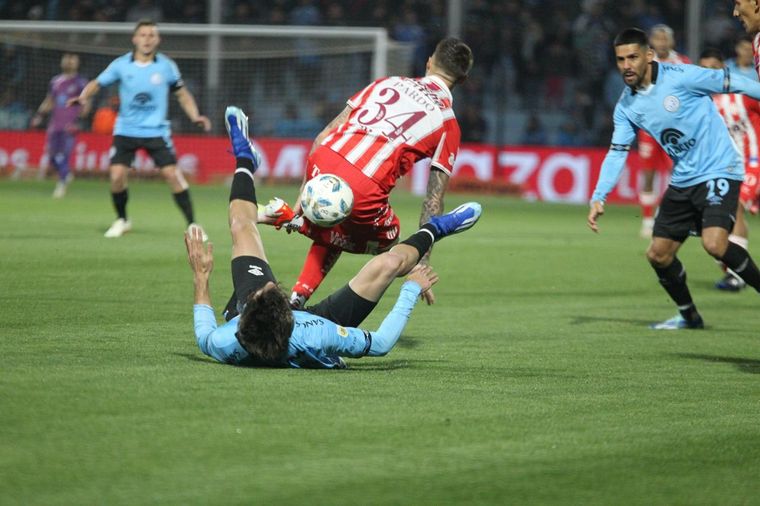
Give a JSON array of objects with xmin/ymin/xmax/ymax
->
[{"xmin": 299, "ymin": 174, "xmax": 354, "ymax": 227}]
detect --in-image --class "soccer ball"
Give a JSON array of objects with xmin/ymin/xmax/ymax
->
[{"xmin": 299, "ymin": 174, "xmax": 354, "ymax": 227}]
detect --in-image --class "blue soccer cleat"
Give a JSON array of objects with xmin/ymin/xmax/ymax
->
[
  {"xmin": 428, "ymin": 202, "xmax": 482, "ymax": 239},
  {"xmin": 224, "ymin": 105, "xmax": 261, "ymax": 167},
  {"xmin": 715, "ymin": 273, "xmax": 746, "ymax": 292},
  {"xmin": 649, "ymin": 314, "xmax": 704, "ymax": 330}
]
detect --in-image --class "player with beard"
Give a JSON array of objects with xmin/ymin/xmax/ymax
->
[{"xmin": 588, "ymin": 28, "xmax": 760, "ymax": 329}]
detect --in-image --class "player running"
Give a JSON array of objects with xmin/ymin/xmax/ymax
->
[
  {"xmin": 31, "ymin": 53, "xmax": 89, "ymax": 198},
  {"xmin": 186, "ymin": 106, "xmax": 482, "ymax": 368},
  {"xmin": 257, "ymin": 37, "xmax": 473, "ymax": 308},
  {"xmin": 587, "ymin": 28, "xmax": 760, "ymax": 330},
  {"xmin": 699, "ymin": 48, "xmax": 760, "ymax": 291},
  {"xmin": 68, "ymin": 20, "xmax": 211, "ymax": 238},
  {"xmin": 637, "ymin": 25, "xmax": 691, "ymax": 238}
]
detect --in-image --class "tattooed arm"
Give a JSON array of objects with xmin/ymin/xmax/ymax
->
[{"xmin": 416, "ymin": 167, "xmax": 450, "ymax": 305}]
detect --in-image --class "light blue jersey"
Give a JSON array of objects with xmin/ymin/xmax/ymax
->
[
  {"xmin": 592, "ymin": 62, "xmax": 760, "ymax": 202},
  {"xmin": 96, "ymin": 52, "xmax": 183, "ymax": 138},
  {"xmin": 725, "ymin": 59, "xmax": 759, "ymax": 83},
  {"xmin": 193, "ymin": 281, "xmax": 423, "ymax": 369}
]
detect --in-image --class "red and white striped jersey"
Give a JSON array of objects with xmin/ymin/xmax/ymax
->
[
  {"xmin": 753, "ymin": 32, "xmax": 760, "ymax": 79},
  {"xmin": 713, "ymin": 93, "xmax": 760, "ymax": 169},
  {"xmin": 656, "ymin": 50, "xmax": 691, "ymax": 65},
  {"xmin": 320, "ymin": 75, "xmax": 460, "ymax": 192}
]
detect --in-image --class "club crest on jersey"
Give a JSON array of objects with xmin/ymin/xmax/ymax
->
[
  {"xmin": 337, "ymin": 326, "xmax": 348, "ymax": 338},
  {"xmin": 663, "ymin": 95, "xmax": 680, "ymax": 112},
  {"xmin": 150, "ymin": 72, "xmax": 163, "ymax": 85}
]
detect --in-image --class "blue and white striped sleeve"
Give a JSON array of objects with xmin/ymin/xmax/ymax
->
[
  {"xmin": 591, "ymin": 104, "xmax": 636, "ymax": 203},
  {"xmin": 367, "ymin": 281, "xmax": 422, "ymax": 357}
]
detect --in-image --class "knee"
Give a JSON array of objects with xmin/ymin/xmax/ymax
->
[
  {"xmin": 374, "ymin": 252, "xmax": 406, "ymax": 281},
  {"xmin": 646, "ymin": 247, "xmax": 673, "ymax": 268},
  {"xmin": 228, "ymin": 213, "xmax": 250, "ymax": 237},
  {"xmin": 702, "ymin": 236, "xmax": 728, "ymax": 258}
]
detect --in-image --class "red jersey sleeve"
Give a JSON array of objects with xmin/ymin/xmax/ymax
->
[{"xmin": 430, "ymin": 119, "xmax": 460, "ymax": 175}]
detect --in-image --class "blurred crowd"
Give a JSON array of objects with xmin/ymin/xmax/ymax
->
[{"xmin": 0, "ymin": 0, "xmax": 748, "ymax": 146}]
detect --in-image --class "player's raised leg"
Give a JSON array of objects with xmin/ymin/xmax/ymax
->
[
  {"xmin": 306, "ymin": 202, "xmax": 481, "ymax": 328},
  {"xmin": 349, "ymin": 202, "xmax": 482, "ymax": 303},
  {"xmin": 225, "ymin": 105, "xmax": 265, "ymax": 260}
]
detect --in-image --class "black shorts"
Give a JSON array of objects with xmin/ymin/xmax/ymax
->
[
  {"xmin": 228, "ymin": 256, "xmax": 278, "ymax": 317},
  {"xmin": 110, "ymin": 135, "xmax": 177, "ymax": 168},
  {"xmin": 653, "ymin": 178, "xmax": 741, "ymax": 242},
  {"xmin": 304, "ymin": 284, "xmax": 377, "ymax": 328}
]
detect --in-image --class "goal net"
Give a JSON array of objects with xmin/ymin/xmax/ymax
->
[{"xmin": 0, "ymin": 21, "xmax": 412, "ymax": 180}]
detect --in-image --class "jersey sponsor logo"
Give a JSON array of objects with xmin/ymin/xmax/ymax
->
[
  {"xmin": 247, "ymin": 265, "xmax": 264, "ymax": 276},
  {"xmin": 329, "ymin": 230, "xmax": 355, "ymax": 250},
  {"xmin": 134, "ymin": 92, "xmax": 152, "ymax": 105},
  {"xmin": 660, "ymin": 128, "xmax": 696, "ymax": 157},
  {"xmin": 150, "ymin": 72, "xmax": 163, "ymax": 85},
  {"xmin": 663, "ymin": 95, "xmax": 680, "ymax": 112},
  {"xmin": 130, "ymin": 92, "xmax": 157, "ymax": 113}
]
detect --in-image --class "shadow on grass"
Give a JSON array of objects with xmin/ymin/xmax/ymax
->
[
  {"xmin": 172, "ymin": 352, "xmax": 430, "ymax": 371},
  {"xmin": 569, "ymin": 315, "xmax": 653, "ymax": 326},
  {"xmin": 674, "ymin": 353, "xmax": 760, "ymax": 374}
]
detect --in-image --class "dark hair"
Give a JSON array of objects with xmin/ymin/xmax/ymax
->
[
  {"xmin": 614, "ymin": 28, "xmax": 649, "ymax": 48},
  {"xmin": 432, "ymin": 37, "xmax": 474, "ymax": 86},
  {"xmin": 133, "ymin": 19, "xmax": 157, "ymax": 34},
  {"xmin": 699, "ymin": 48, "xmax": 724, "ymax": 62},
  {"xmin": 237, "ymin": 286, "xmax": 294, "ymax": 365},
  {"xmin": 736, "ymin": 34, "xmax": 753, "ymax": 45}
]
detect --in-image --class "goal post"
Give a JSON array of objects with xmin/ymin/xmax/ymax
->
[{"xmin": 0, "ymin": 21, "xmax": 412, "ymax": 180}]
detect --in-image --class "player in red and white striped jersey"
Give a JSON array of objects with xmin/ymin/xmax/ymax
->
[
  {"xmin": 699, "ymin": 48, "xmax": 760, "ymax": 290},
  {"xmin": 637, "ymin": 24, "xmax": 692, "ymax": 238},
  {"xmin": 733, "ymin": 0, "xmax": 760, "ymax": 76},
  {"xmin": 264, "ymin": 38, "xmax": 473, "ymax": 308}
]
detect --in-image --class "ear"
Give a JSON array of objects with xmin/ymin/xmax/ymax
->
[{"xmin": 646, "ymin": 47, "xmax": 655, "ymax": 63}]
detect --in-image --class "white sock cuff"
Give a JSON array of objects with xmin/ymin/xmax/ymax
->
[
  {"xmin": 728, "ymin": 234, "xmax": 749, "ymax": 250},
  {"xmin": 235, "ymin": 167, "xmax": 254, "ymax": 181}
]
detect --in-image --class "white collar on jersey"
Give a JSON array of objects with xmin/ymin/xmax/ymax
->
[{"xmin": 424, "ymin": 75, "xmax": 454, "ymax": 103}]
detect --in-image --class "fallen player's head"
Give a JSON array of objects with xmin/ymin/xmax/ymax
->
[
  {"xmin": 237, "ymin": 284, "xmax": 294, "ymax": 365},
  {"xmin": 430, "ymin": 38, "xmax": 473, "ymax": 87}
]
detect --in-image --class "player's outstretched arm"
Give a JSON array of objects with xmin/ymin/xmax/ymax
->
[
  {"xmin": 175, "ymin": 87, "xmax": 211, "ymax": 131},
  {"xmin": 366, "ymin": 265, "xmax": 438, "ymax": 357},
  {"xmin": 185, "ymin": 227, "xmax": 214, "ymax": 305},
  {"xmin": 67, "ymin": 79, "xmax": 99, "ymax": 107},
  {"xmin": 31, "ymin": 94, "xmax": 53, "ymax": 128},
  {"xmin": 587, "ymin": 201, "xmax": 605, "ymax": 233}
]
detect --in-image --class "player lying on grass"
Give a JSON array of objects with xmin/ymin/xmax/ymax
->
[{"xmin": 185, "ymin": 107, "xmax": 481, "ymax": 368}]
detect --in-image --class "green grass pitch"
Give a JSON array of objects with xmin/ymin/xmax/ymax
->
[{"xmin": 1, "ymin": 178, "xmax": 759, "ymax": 505}]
